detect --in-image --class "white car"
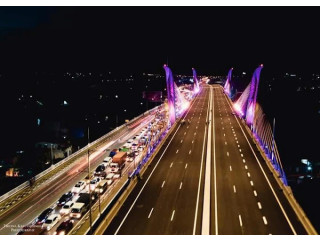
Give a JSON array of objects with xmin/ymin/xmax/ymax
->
[
  {"xmin": 127, "ymin": 139, "xmax": 134, "ymax": 144},
  {"xmin": 106, "ymin": 173, "xmax": 115, "ymax": 185},
  {"xmin": 113, "ymin": 174, "xmax": 121, "ymax": 179},
  {"xmin": 89, "ymin": 177, "xmax": 101, "ymax": 191},
  {"xmin": 42, "ymin": 214, "xmax": 61, "ymax": 231},
  {"xmin": 138, "ymin": 146, "xmax": 144, "ymax": 152},
  {"xmin": 60, "ymin": 201, "xmax": 74, "ymax": 215},
  {"xmin": 102, "ymin": 157, "xmax": 112, "ymax": 167},
  {"xmin": 72, "ymin": 181, "xmax": 86, "ymax": 193}
]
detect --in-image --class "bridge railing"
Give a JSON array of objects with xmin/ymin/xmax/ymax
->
[{"xmin": 0, "ymin": 104, "xmax": 163, "ymax": 205}]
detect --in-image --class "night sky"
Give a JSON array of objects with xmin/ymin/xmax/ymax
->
[{"xmin": 0, "ymin": 7, "xmax": 319, "ymax": 75}]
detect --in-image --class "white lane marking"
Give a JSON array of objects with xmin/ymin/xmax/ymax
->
[
  {"xmin": 194, "ymin": 132, "xmax": 197, "ymax": 135},
  {"xmin": 170, "ymin": 162, "xmax": 173, "ymax": 168},
  {"xmin": 250, "ymin": 181, "xmax": 254, "ymax": 186},
  {"xmin": 161, "ymin": 181, "xmax": 166, "ymax": 188},
  {"xmin": 185, "ymin": 163, "xmax": 188, "ymax": 169},
  {"xmin": 239, "ymin": 149, "xmax": 242, "ymax": 152},
  {"xmin": 241, "ymin": 154, "xmax": 243, "ymax": 157},
  {"xmin": 148, "ymin": 208, "xmax": 154, "ymax": 218},
  {"xmin": 192, "ymin": 140, "xmax": 194, "ymax": 144},
  {"xmin": 238, "ymin": 145, "xmax": 240, "ymax": 148},
  {"xmin": 222, "ymin": 127, "xmax": 224, "ymax": 130},
  {"xmin": 245, "ymin": 165, "xmax": 248, "ymax": 170},
  {"xmin": 223, "ymin": 92, "xmax": 297, "ymax": 235},
  {"xmin": 235, "ymin": 137, "xmax": 237, "ymax": 140},
  {"xmin": 227, "ymin": 152, "xmax": 229, "ymax": 157},
  {"xmin": 239, "ymin": 214, "xmax": 243, "ymax": 227},
  {"xmin": 233, "ymin": 185, "xmax": 236, "ymax": 193},
  {"xmin": 184, "ymin": 132, "xmax": 186, "ymax": 135},
  {"xmin": 176, "ymin": 149, "xmax": 179, "ymax": 154},
  {"xmin": 171, "ymin": 210, "xmax": 175, "ymax": 221},
  {"xmin": 247, "ymin": 172, "xmax": 251, "ymax": 177},
  {"xmin": 181, "ymin": 140, "xmax": 183, "ymax": 143},
  {"xmin": 230, "ymin": 165, "xmax": 232, "ymax": 171},
  {"xmin": 179, "ymin": 182, "xmax": 183, "ymax": 189},
  {"xmin": 223, "ymin": 133, "xmax": 225, "ymax": 137},
  {"xmin": 225, "ymin": 141, "xmax": 227, "ymax": 145},
  {"xmin": 254, "ymin": 190, "xmax": 258, "ymax": 197},
  {"xmin": 187, "ymin": 126, "xmax": 189, "ymax": 129},
  {"xmin": 236, "ymin": 141, "xmax": 239, "ymax": 144},
  {"xmin": 193, "ymin": 92, "xmax": 210, "ymax": 235},
  {"xmin": 196, "ymin": 126, "xmax": 198, "ymax": 129},
  {"xmin": 213, "ymin": 88, "xmax": 218, "ymax": 236},
  {"xmin": 263, "ymin": 216, "xmax": 268, "ymax": 225},
  {"xmin": 243, "ymin": 159, "xmax": 246, "ymax": 163},
  {"xmin": 189, "ymin": 150, "xmax": 192, "ymax": 154},
  {"xmin": 258, "ymin": 202, "xmax": 262, "ymax": 209}
]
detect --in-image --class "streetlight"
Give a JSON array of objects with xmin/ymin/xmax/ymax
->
[
  {"xmin": 50, "ymin": 144, "xmax": 54, "ymax": 166},
  {"xmin": 87, "ymin": 127, "xmax": 93, "ymax": 234}
]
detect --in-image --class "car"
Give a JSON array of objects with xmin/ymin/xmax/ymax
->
[
  {"xmin": 72, "ymin": 181, "xmax": 86, "ymax": 193},
  {"xmin": 102, "ymin": 157, "xmax": 112, "ymax": 167},
  {"xmin": 54, "ymin": 218, "xmax": 74, "ymax": 235},
  {"xmin": 89, "ymin": 177, "xmax": 101, "ymax": 191},
  {"xmin": 138, "ymin": 146, "xmax": 144, "ymax": 152},
  {"xmin": 134, "ymin": 151, "xmax": 139, "ymax": 156},
  {"xmin": 126, "ymin": 152, "xmax": 135, "ymax": 162},
  {"xmin": 95, "ymin": 180, "xmax": 108, "ymax": 194},
  {"xmin": 42, "ymin": 214, "xmax": 61, "ymax": 231},
  {"xmin": 60, "ymin": 201, "xmax": 75, "ymax": 215},
  {"xmin": 105, "ymin": 173, "xmax": 115, "ymax": 185},
  {"xmin": 94, "ymin": 164, "xmax": 106, "ymax": 177},
  {"xmin": 131, "ymin": 143, "xmax": 138, "ymax": 151},
  {"xmin": 57, "ymin": 191, "xmax": 74, "ymax": 207},
  {"xmin": 113, "ymin": 173, "xmax": 121, "ymax": 179},
  {"xmin": 127, "ymin": 139, "xmax": 134, "ymax": 144},
  {"xmin": 35, "ymin": 208, "xmax": 54, "ymax": 225}
]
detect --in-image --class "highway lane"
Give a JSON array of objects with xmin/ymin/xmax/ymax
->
[
  {"xmin": 212, "ymin": 84, "xmax": 307, "ymax": 234},
  {"xmin": 0, "ymin": 113, "xmax": 157, "ymax": 235},
  {"xmin": 104, "ymin": 86, "xmax": 210, "ymax": 235}
]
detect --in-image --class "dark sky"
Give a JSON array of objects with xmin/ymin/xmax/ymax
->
[{"xmin": 0, "ymin": 7, "xmax": 319, "ymax": 75}]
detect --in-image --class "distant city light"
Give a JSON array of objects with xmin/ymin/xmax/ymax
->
[
  {"xmin": 37, "ymin": 118, "xmax": 41, "ymax": 126},
  {"xmin": 115, "ymin": 95, "xmax": 118, "ymax": 98}
]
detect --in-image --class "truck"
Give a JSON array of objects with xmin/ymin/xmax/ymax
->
[
  {"xmin": 110, "ymin": 152, "xmax": 126, "ymax": 173},
  {"xmin": 109, "ymin": 149, "xmax": 118, "ymax": 158}
]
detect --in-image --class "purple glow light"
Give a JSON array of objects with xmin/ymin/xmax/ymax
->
[
  {"xmin": 224, "ymin": 68, "xmax": 233, "ymax": 97},
  {"xmin": 163, "ymin": 65, "xmax": 176, "ymax": 125}
]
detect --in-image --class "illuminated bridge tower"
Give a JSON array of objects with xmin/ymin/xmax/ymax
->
[
  {"xmin": 192, "ymin": 68, "xmax": 200, "ymax": 93},
  {"xmin": 245, "ymin": 64, "xmax": 263, "ymax": 126},
  {"xmin": 234, "ymin": 64, "xmax": 263, "ymax": 126},
  {"xmin": 164, "ymin": 64, "xmax": 176, "ymax": 126},
  {"xmin": 224, "ymin": 67, "xmax": 233, "ymax": 98}
]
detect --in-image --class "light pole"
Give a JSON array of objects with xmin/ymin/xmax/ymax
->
[
  {"xmin": 50, "ymin": 144, "xmax": 54, "ymax": 166},
  {"xmin": 87, "ymin": 127, "xmax": 93, "ymax": 234}
]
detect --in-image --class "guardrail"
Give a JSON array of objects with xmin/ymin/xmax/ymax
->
[
  {"xmin": 243, "ymin": 123, "xmax": 318, "ymax": 235},
  {"xmin": 92, "ymin": 119, "xmax": 178, "ymax": 235},
  {"xmin": 69, "ymin": 111, "xmax": 169, "ymax": 235},
  {"xmin": 224, "ymin": 90, "xmax": 318, "ymax": 235},
  {"xmin": 0, "ymin": 104, "xmax": 163, "ymax": 205}
]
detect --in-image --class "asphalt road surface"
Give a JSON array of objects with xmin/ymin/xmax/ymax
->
[
  {"xmin": 0, "ymin": 113, "xmax": 156, "ymax": 235},
  {"xmin": 105, "ymin": 84, "xmax": 308, "ymax": 235},
  {"xmin": 105, "ymin": 86, "xmax": 210, "ymax": 234},
  {"xmin": 211, "ymin": 84, "xmax": 306, "ymax": 235}
]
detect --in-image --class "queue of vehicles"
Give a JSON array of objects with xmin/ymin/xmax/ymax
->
[{"xmin": 18, "ymin": 111, "xmax": 167, "ymax": 235}]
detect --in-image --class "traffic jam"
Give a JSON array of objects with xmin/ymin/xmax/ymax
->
[{"xmin": 18, "ymin": 109, "xmax": 167, "ymax": 235}]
